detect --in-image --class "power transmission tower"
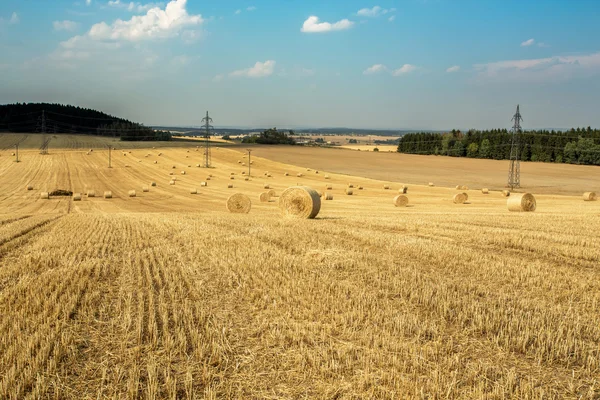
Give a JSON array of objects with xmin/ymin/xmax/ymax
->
[
  {"xmin": 246, "ymin": 148, "xmax": 252, "ymax": 177},
  {"xmin": 37, "ymin": 110, "xmax": 51, "ymax": 155},
  {"xmin": 201, "ymin": 111, "xmax": 213, "ymax": 168},
  {"xmin": 108, "ymin": 145, "xmax": 112, "ymax": 168},
  {"xmin": 507, "ymin": 105, "xmax": 522, "ymax": 189}
]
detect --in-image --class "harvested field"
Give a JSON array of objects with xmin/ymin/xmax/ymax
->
[{"xmin": 0, "ymin": 134, "xmax": 599, "ymax": 399}]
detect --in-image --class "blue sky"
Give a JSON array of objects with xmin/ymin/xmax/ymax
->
[{"xmin": 1, "ymin": 0, "xmax": 599, "ymax": 129}]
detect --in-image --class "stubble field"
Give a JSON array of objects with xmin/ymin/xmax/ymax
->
[{"xmin": 0, "ymin": 134, "xmax": 599, "ymax": 399}]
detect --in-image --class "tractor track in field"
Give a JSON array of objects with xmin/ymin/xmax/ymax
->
[{"xmin": 0, "ymin": 215, "xmax": 64, "ymax": 259}]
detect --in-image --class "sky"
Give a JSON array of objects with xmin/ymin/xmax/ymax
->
[{"xmin": 1, "ymin": 0, "xmax": 599, "ymax": 130}]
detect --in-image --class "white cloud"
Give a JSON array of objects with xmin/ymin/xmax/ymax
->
[
  {"xmin": 86, "ymin": 0, "xmax": 92, "ymax": 5},
  {"xmin": 301, "ymin": 16, "xmax": 354, "ymax": 33},
  {"xmin": 230, "ymin": 60, "xmax": 276, "ymax": 78},
  {"xmin": 87, "ymin": 0, "xmax": 202, "ymax": 41},
  {"xmin": 213, "ymin": 74, "xmax": 224, "ymax": 82},
  {"xmin": 388, "ymin": 15, "xmax": 396, "ymax": 22},
  {"xmin": 107, "ymin": 1, "xmax": 165, "ymax": 13},
  {"xmin": 474, "ymin": 52, "xmax": 600, "ymax": 82},
  {"xmin": 235, "ymin": 9, "xmax": 241, "ymax": 15},
  {"xmin": 53, "ymin": 20, "xmax": 79, "ymax": 31},
  {"xmin": 246, "ymin": 6, "xmax": 256, "ymax": 11},
  {"xmin": 9, "ymin": 12, "xmax": 19, "ymax": 24},
  {"xmin": 357, "ymin": 6, "xmax": 393, "ymax": 17},
  {"xmin": 181, "ymin": 29, "xmax": 202, "ymax": 44},
  {"xmin": 392, "ymin": 64, "xmax": 417, "ymax": 76},
  {"xmin": 521, "ymin": 38, "xmax": 535, "ymax": 47},
  {"xmin": 363, "ymin": 64, "xmax": 387, "ymax": 75},
  {"xmin": 446, "ymin": 65, "xmax": 460, "ymax": 73}
]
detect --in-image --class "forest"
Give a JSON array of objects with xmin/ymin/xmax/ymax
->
[
  {"xmin": 241, "ymin": 128, "xmax": 296, "ymax": 145},
  {"xmin": 397, "ymin": 128, "xmax": 600, "ymax": 165},
  {"xmin": 0, "ymin": 103, "xmax": 171, "ymax": 141}
]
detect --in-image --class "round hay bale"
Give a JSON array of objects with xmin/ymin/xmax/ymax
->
[
  {"xmin": 502, "ymin": 190, "xmax": 511, "ymax": 197},
  {"xmin": 158, "ymin": 152, "xmax": 162, "ymax": 156},
  {"xmin": 206, "ymin": 177, "xmax": 211, "ymax": 181},
  {"xmin": 348, "ymin": 184, "xmax": 354, "ymax": 188},
  {"xmin": 297, "ymin": 173, "xmax": 303, "ymax": 177},
  {"xmin": 325, "ymin": 184, "xmax": 332, "ymax": 190},
  {"xmin": 87, "ymin": 190, "xmax": 95, "ymax": 197},
  {"xmin": 40, "ymin": 192, "xmax": 49, "ymax": 199},
  {"xmin": 264, "ymin": 184, "xmax": 270, "ymax": 189},
  {"xmin": 190, "ymin": 188, "xmax": 197, "ymax": 194},
  {"xmin": 259, "ymin": 192, "xmax": 271, "ymax": 202},
  {"xmin": 238, "ymin": 160, "xmax": 242, "ymax": 163},
  {"xmin": 124, "ymin": 164, "xmax": 130, "ymax": 168},
  {"xmin": 324, "ymin": 193, "xmax": 333, "ymax": 200},
  {"xmin": 307, "ymin": 168, "xmax": 311, "ymax": 171},
  {"xmin": 172, "ymin": 177, "xmax": 177, "ymax": 181},
  {"xmin": 86, "ymin": 152, "xmax": 90, "ymax": 155},
  {"xmin": 201, "ymin": 182, "xmax": 207, "ymax": 187},
  {"xmin": 169, "ymin": 181, "xmax": 175, "ymax": 185},
  {"xmin": 393, "ymin": 195, "xmax": 409, "ymax": 207},
  {"xmin": 583, "ymin": 192, "xmax": 597, "ymax": 201},
  {"xmin": 227, "ymin": 184, "xmax": 234, "ymax": 188},
  {"xmin": 428, "ymin": 182, "xmax": 434, "ymax": 187},
  {"xmin": 345, "ymin": 189, "xmax": 353, "ymax": 195},
  {"xmin": 268, "ymin": 189, "xmax": 277, "ymax": 198},
  {"xmin": 242, "ymin": 171, "xmax": 246, "ymax": 175},
  {"xmin": 482, "ymin": 188, "xmax": 489, "ymax": 194},
  {"xmin": 172, "ymin": 165, "xmax": 176, "ymax": 169},
  {"xmin": 242, "ymin": 163, "xmax": 246, "ymax": 166},
  {"xmin": 399, "ymin": 186, "xmax": 408, "ymax": 194},
  {"xmin": 73, "ymin": 193, "xmax": 82, "ymax": 201},
  {"xmin": 358, "ymin": 186, "xmax": 364, "ymax": 190},
  {"xmin": 244, "ymin": 177, "xmax": 249, "ymax": 181},
  {"xmin": 461, "ymin": 185, "xmax": 469, "ymax": 191},
  {"xmin": 26, "ymin": 185, "xmax": 33, "ymax": 191},
  {"xmin": 278, "ymin": 186, "xmax": 321, "ymax": 219},
  {"xmin": 123, "ymin": 153, "xmax": 127, "ymax": 156},
  {"xmin": 453, "ymin": 192, "xmax": 468, "ymax": 204},
  {"xmin": 196, "ymin": 164, "xmax": 201, "ymax": 167},
  {"xmin": 230, "ymin": 176, "xmax": 235, "ymax": 180},
  {"xmin": 208, "ymin": 174, "xmax": 213, "ymax": 177},
  {"xmin": 181, "ymin": 171, "xmax": 186, "ymax": 175},
  {"xmin": 324, "ymin": 175, "xmax": 330, "ymax": 179},
  {"xmin": 284, "ymin": 172, "xmax": 289, "ymax": 176},
  {"xmin": 151, "ymin": 182, "xmax": 157, "ymax": 187},
  {"xmin": 227, "ymin": 193, "xmax": 252, "ymax": 214},
  {"xmin": 508, "ymin": 193, "xmax": 536, "ymax": 212},
  {"xmin": 169, "ymin": 172, "xmax": 174, "ymax": 176},
  {"xmin": 128, "ymin": 190, "xmax": 136, "ymax": 197},
  {"xmin": 455, "ymin": 185, "xmax": 461, "ymax": 190},
  {"xmin": 142, "ymin": 186, "xmax": 149, "ymax": 193},
  {"xmin": 383, "ymin": 185, "xmax": 390, "ymax": 190},
  {"xmin": 315, "ymin": 170, "xmax": 319, "ymax": 174},
  {"xmin": 250, "ymin": 161, "xmax": 253, "ymax": 164},
  {"xmin": 104, "ymin": 191, "xmax": 112, "ymax": 199},
  {"xmin": 90, "ymin": 149, "xmax": 93, "ymax": 152},
  {"xmin": 154, "ymin": 161, "xmax": 158, "ymax": 164},
  {"xmin": 230, "ymin": 172, "xmax": 235, "ymax": 176},
  {"xmin": 267, "ymin": 174, "xmax": 272, "ymax": 178}
]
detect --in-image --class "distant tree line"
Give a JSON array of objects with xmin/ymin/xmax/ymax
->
[
  {"xmin": 242, "ymin": 128, "xmax": 296, "ymax": 145},
  {"xmin": 398, "ymin": 128, "xmax": 600, "ymax": 165},
  {"xmin": 0, "ymin": 103, "xmax": 171, "ymax": 141}
]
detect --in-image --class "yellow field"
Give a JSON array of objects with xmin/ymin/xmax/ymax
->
[{"xmin": 0, "ymin": 134, "xmax": 599, "ymax": 399}]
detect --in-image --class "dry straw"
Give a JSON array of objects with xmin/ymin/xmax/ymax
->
[
  {"xmin": 26, "ymin": 185, "xmax": 33, "ymax": 191},
  {"xmin": 40, "ymin": 192, "xmax": 49, "ymax": 199},
  {"xmin": 482, "ymin": 188, "xmax": 489, "ymax": 194},
  {"xmin": 128, "ymin": 190, "xmax": 136, "ymax": 197},
  {"xmin": 393, "ymin": 195, "xmax": 409, "ymax": 207},
  {"xmin": 142, "ymin": 186, "xmax": 149, "ymax": 192},
  {"xmin": 278, "ymin": 186, "xmax": 321, "ymax": 219},
  {"xmin": 502, "ymin": 190, "xmax": 511, "ymax": 197},
  {"xmin": 87, "ymin": 190, "xmax": 95, "ymax": 197},
  {"xmin": 453, "ymin": 192, "xmax": 469, "ymax": 204},
  {"xmin": 226, "ymin": 193, "xmax": 252, "ymax": 214},
  {"xmin": 73, "ymin": 193, "xmax": 82, "ymax": 201},
  {"xmin": 104, "ymin": 191, "xmax": 112, "ymax": 199},
  {"xmin": 190, "ymin": 188, "xmax": 197, "ymax": 194},
  {"xmin": 583, "ymin": 192, "xmax": 597, "ymax": 201},
  {"xmin": 259, "ymin": 192, "xmax": 271, "ymax": 202},
  {"xmin": 507, "ymin": 193, "xmax": 537, "ymax": 212}
]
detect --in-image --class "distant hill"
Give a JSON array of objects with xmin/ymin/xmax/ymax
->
[
  {"xmin": 154, "ymin": 126, "xmax": 418, "ymax": 137},
  {"xmin": 0, "ymin": 103, "xmax": 171, "ymax": 141}
]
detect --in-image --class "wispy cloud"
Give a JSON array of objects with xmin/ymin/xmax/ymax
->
[
  {"xmin": 363, "ymin": 64, "xmax": 387, "ymax": 75},
  {"xmin": 246, "ymin": 6, "xmax": 256, "ymax": 11},
  {"xmin": 446, "ymin": 65, "xmax": 460, "ymax": 73},
  {"xmin": 474, "ymin": 52, "xmax": 600, "ymax": 82},
  {"xmin": 301, "ymin": 16, "xmax": 354, "ymax": 33},
  {"xmin": 392, "ymin": 64, "xmax": 417, "ymax": 76},
  {"xmin": 86, "ymin": 0, "xmax": 92, "ymax": 5},
  {"xmin": 9, "ymin": 12, "xmax": 19, "ymax": 24},
  {"xmin": 107, "ymin": 1, "xmax": 165, "ymax": 13},
  {"xmin": 230, "ymin": 60, "xmax": 276, "ymax": 78},
  {"xmin": 356, "ymin": 6, "xmax": 396, "ymax": 17},
  {"xmin": 53, "ymin": 20, "xmax": 79, "ymax": 32},
  {"xmin": 521, "ymin": 38, "xmax": 535, "ymax": 47},
  {"xmin": 388, "ymin": 15, "xmax": 396, "ymax": 22},
  {"xmin": 234, "ymin": 9, "xmax": 241, "ymax": 15}
]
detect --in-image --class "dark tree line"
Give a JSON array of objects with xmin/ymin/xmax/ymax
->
[
  {"xmin": 242, "ymin": 128, "xmax": 296, "ymax": 145},
  {"xmin": 0, "ymin": 103, "xmax": 171, "ymax": 141},
  {"xmin": 398, "ymin": 128, "xmax": 600, "ymax": 166}
]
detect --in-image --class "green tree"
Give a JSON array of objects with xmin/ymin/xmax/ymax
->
[
  {"xmin": 466, "ymin": 142, "xmax": 479, "ymax": 158},
  {"xmin": 478, "ymin": 139, "xmax": 491, "ymax": 158}
]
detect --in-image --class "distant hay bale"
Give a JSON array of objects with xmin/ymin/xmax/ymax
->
[
  {"xmin": 90, "ymin": 149, "xmax": 93, "ymax": 152},
  {"xmin": 307, "ymin": 168, "xmax": 311, "ymax": 171},
  {"xmin": 230, "ymin": 172, "xmax": 235, "ymax": 175},
  {"xmin": 393, "ymin": 195, "xmax": 409, "ymax": 207},
  {"xmin": 324, "ymin": 175, "xmax": 330, "ymax": 179},
  {"xmin": 230, "ymin": 176, "xmax": 235, "ymax": 180},
  {"xmin": 86, "ymin": 152, "xmax": 90, "ymax": 155},
  {"xmin": 583, "ymin": 192, "xmax": 597, "ymax": 201},
  {"xmin": 259, "ymin": 192, "xmax": 271, "ymax": 202},
  {"xmin": 345, "ymin": 189, "xmax": 353, "ymax": 195},
  {"xmin": 227, "ymin": 193, "xmax": 252, "ymax": 214},
  {"xmin": 181, "ymin": 171, "xmax": 186, "ymax": 175},
  {"xmin": 73, "ymin": 193, "xmax": 82, "ymax": 201},
  {"xmin": 87, "ymin": 190, "xmax": 95, "ymax": 197},
  {"xmin": 508, "ymin": 193, "xmax": 537, "ymax": 212},
  {"xmin": 201, "ymin": 182, "xmax": 207, "ymax": 187},
  {"xmin": 172, "ymin": 165, "xmax": 176, "ymax": 169},
  {"xmin": 40, "ymin": 192, "xmax": 49, "ymax": 200},
  {"xmin": 324, "ymin": 193, "xmax": 333, "ymax": 200},
  {"xmin": 187, "ymin": 150, "xmax": 190, "ymax": 153},
  {"xmin": 399, "ymin": 186, "xmax": 408, "ymax": 194},
  {"xmin": 128, "ymin": 190, "xmax": 136, "ymax": 197},
  {"xmin": 453, "ymin": 192, "xmax": 468, "ymax": 204},
  {"xmin": 11, "ymin": 152, "xmax": 15, "ymax": 156},
  {"xmin": 383, "ymin": 185, "xmax": 390, "ymax": 190},
  {"xmin": 151, "ymin": 182, "xmax": 156, "ymax": 187},
  {"xmin": 315, "ymin": 170, "xmax": 319, "ymax": 174},
  {"xmin": 325, "ymin": 184, "xmax": 332, "ymax": 190},
  {"xmin": 158, "ymin": 152, "xmax": 162, "ymax": 156},
  {"xmin": 482, "ymin": 188, "xmax": 489, "ymax": 194},
  {"xmin": 124, "ymin": 164, "xmax": 130, "ymax": 168},
  {"xmin": 26, "ymin": 185, "xmax": 33, "ymax": 191},
  {"xmin": 502, "ymin": 190, "xmax": 511, "ymax": 197},
  {"xmin": 284, "ymin": 172, "xmax": 289, "ymax": 176},
  {"xmin": 123, "ymin": 153, "xmax": 127, "ymax": 156},
  {"xmin": 238, "ymin": 160, "xmax": 242, "ymax": 163},
  {"xmin": 104, "ymin": 191, "xmax": 112, "ymax": 199},
  {"xmin": 462, "ymin": 186, "xmax": 469, "ymax": 190},
  {"xmin": 196, "ymin": 164, "xmax": 201, "ymax": 167},
  {"xmin": 278, "ymin": 186, "xmax": 321, "ymax": 219},
  {"xmin": 250, "ymin": 161, "xmax": 253, "ymax": 164},
  {"xmin": 267, "ymin": 174, "xmax": 272, "ymax": 178},
  {"xmin": 455, "ymin": 185, "xmax": 461, "ymax": 190},
  {"xmin": 169, "ymin": 181, "xmax": 175, "ymax": 185},
  {"xmin": 264, "ymin": 184, "xmax": 270, "ymax": 189},
  {"xmin": 142, "ymin": 186, "xmax": 149, "ymax": 192},
  {"xmin": 190, "ymin": 188, "xmax": 197, "ymax": 194},
  {"xmin": 358, "ymin": 186, "xmax": 363, "ymax": 190},
  {"xmin": 241, "ymin": 171, "xmax": 246, "ymax": 175},
  {"xmin": 154, "ymin": 161, "xmax": 158, "ymax": 164},
  {"xmin": 169, "ymin": 172, "xmax": 174, "ymax": 176},
  {"xmin": 297, "ymin": 173, "xmax": 303, "ymax": 177},
  {"xmin": 428, "ymin": 182, "xmax": 434, "ymax": 187},
  {"xmin": 208, "ymin": 174, "xmax": 212, "ymax": 177},
  {"xmin": 172, "ymin": 177, "xmax": 177, "ymax": 181},
  {"xmin": 206, "ymin": 177, "xmax": 211, "ymax": 181},
  {"xmin": 268, "ymin": 189, "xmax": 277, "ymax": 198},
  {"xmin": 242, "ymin": 163, "xmax": 246, "ymax": 166},
  {"xmin": 244, "ymin": 177, "xmax": 249, "ymax": 181},
  {"xmin": 348, "ymin": 184, "xmax": 354, "ymax": 188},
  {"xmin": 228, "ymin": 184, "xmax": 234, "ymax": 188}
]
